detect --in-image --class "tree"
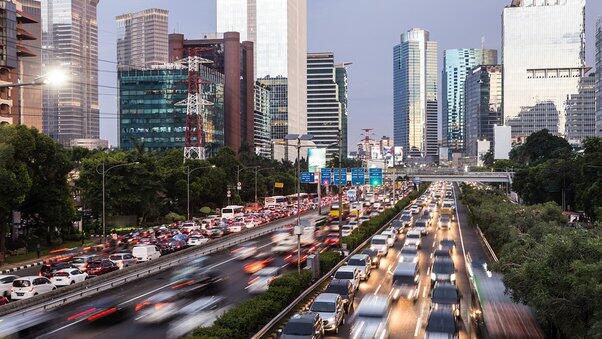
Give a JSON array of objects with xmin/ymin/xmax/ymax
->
[{"xmin": 510, "ymin": 129, "xmax": 572, "ymax": 165}]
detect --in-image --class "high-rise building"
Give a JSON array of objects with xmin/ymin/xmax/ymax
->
[
  {"xmin": 0, "ymin": 0, "xmax": 41, "ymax": 129},
  {"xmin": 393, "ymin": 28, "xmax": 438, "ymax": 161},
  {"xmin": 119, "ymin": 64, "xmax": 225, "ymax": 153},
  {"xmin": 306, "ymin": 52, "xmax": 346, "ymax": 159},
  {"xmin": 216, "ymin": 0, "xmax": 308, "ymax": 138},
  {"xmin": 257, "ymin": 76, "xmax": 287, "ymax": 140},
  {"xmin": 596, "ymin": 17, "xmax": 602, "ymax": 137},
  {"xmin": 116, "ymin": 8, "xmax": 168, "ymax": 70},
  {"xmin": 335, "ymin": 63, "xmax": 350, "ymax": 157},
  {"xmin": 565, "ymin": 72, "xmax": 596, "ymax": 144},
  {"xmin": 502, "ymin": 0, "xmax": 587, "ymax": 141},
  {"xmin": 41, "ymin": 0, "xmax": 99, "ymax": 146},
  {"xmin": 254, "ymin": 81, "xmax": 271, "ymax": 157},
  {"xmin": 464, "ymin": 65, "xmax": 503, "ymax": 157},
  {"xmin": 442, "ymin": 48, "xmax": 497, "ymax": 152},
  {"xmin": 169, "ymin": 32, "xmax": 254, "ymax": 153}
]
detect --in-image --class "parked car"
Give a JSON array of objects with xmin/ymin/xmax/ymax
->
[
  {"xmin": 11, "ymin": 276, "xmax": 55, "ymax": 300},
  {"xmin": 87, "ymin": 259, "xmax": 119, "ymax": 276},
  {"xmin": 0, "ymin": 275, "xmax": 18, "ymax": 297},
  {"xmin": 50, "ymin": 268, "xmax": 88, "ymax": 286},
  {"xmin": 280, "ymin": 312, "xmax": 324, "ymax": 339},
  {"xmin": 346, "ymin": 254, "xmax": 371, "ymax": 280},
  {"xmin": 109, "ymin": 252, "xmax": 137, "ymax": 269},
  {"xmin": 323, "ymin": 279, "xmax": 355, "ymax": 313},
  {"xmin": 309, "ymin": 293, "xmax": 345, "ymax": 334}
]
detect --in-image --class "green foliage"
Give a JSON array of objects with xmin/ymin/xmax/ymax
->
[
  {"xmin": 192, "ymin": 271, "xmax": 313, "ymax": 339},
  {"xmin": 462, "ymin": 185, "xmax": 601, "ymax": 338},
  {"xmin": 510, "ymin": 129, "xmax": 572, "ymax": 165},
  {"xmin": 319, "ymin": 251, "xmax": 343, "ymax": 273},
  {"xmin": 165, "ymin": 212, "xmax": 185, "ymax": 222}
]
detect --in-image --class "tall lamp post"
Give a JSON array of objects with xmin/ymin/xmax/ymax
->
[
  {"xmin": 96, "ymin": 160, "xmax": 139, "ymax": 244},
  {"xmin": 186, "ymin": 164, "xmax": 216, "ymax": 220},
  {"xmin": 284, "ymin": 134, "xmax": 314, "ymax": 273}
]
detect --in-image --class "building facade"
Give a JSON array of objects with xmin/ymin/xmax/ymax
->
[
  {"xmin": 116, "ymin": 8, "xmax": 168, "ymax": 70},
  {"xmin": 565, "ymin": 72, "xmax": 596, "ymax": 144},
  {"xmin": 442, "ymin": 48, "xmax": 497, "ymax": 152},
  {"xmin": 307, "ymin": 52, "xmax": 344, "ymax": 159},
  {"xmin": 502, "ymin": 0, "xmax": 587, "ymax": 141},
  {"xmin": 464, "ymin": 65, "xmax": 503, "ymax": 157},
  {"xmin": 257, "ymin": 76, "xmax": 287, "ymax": 140},
  {"xmin": 0, "ymin": 0, "xmax": 41, "ymax": 129},
  {"xmin": 335, "ymin": 63, "xmax": 350, "ymax": 157},
  {"xmin": 596, "ymin": 17, "xmax": 602, "ymax": 137},
  {"xmin": 118, "ymin": 65, "xmax": 225, "ymax": 153},
  {"xmin": 254, "ymin": 81, "xmax": 271, "ymax": 157},
  {"xmin": 393, "ymin": 28, "xmax": 438, "ymax": 160},
  {"xmin": 169, "ymin": 32, "xmax": 254, "ymax": 154},
  {"xmin": 41, "ymin": 0, "xmax": 99, "ymax": 146},
  {"xmin": 216, "ymin": 0, "xmax": 308, "ymax": 138}
]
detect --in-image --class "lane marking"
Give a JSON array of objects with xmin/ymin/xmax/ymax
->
[
  {"xmin": 422, "ymin": 286, "xmax": 428, "ymax": 298},
  {"xmin": 374, "ymin": 284, "xmax": 382, "ymax": 295},
  {"xmin": 414, "ymin": 316, "xmax": 422, "ymax": 337}
]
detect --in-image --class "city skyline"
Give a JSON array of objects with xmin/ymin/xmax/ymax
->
[{"xmin": 95, "ymin": 0, "xmax": 602, "ymax": 149}]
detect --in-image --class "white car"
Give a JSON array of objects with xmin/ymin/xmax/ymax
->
[
  {"xmin": 109, "ymin": 252, "xmax": 137, "ymax": 269},
  {"xmin": 11, "ymin": 276, "xmax": 55, "ymax": 300},
  {"xmin": 187, "ymin": 235, "xmax": 209, "ymax": 246},
  {"xmin": 370, "ymin": 235, "xmax": 389, "ymax": 256},
  {"xmin": 247, "ymin": 267, "xmax": 280, "ymax": 294},
  {"xmin": 332, "ymin": 266, "xmax": 360, "ymax": 291},
  {"xmin": 0, "ymin": 275, "xmax": 18, "ymax": 297},
  {"xmin": 228, "ymin": 223, "xmax": 244, "ymax": 233},
  {"xmin": 232, "ymin": 242, "xmax": 258, "ymax": 260},
  {"xmin": 50, "ymin": 268, "xmax": 88, "ymax": 286},
  {"xmin": 381, "ymin": 230, "xmax": 396, "ymax": 247},
  {"xmin": 341, "ymin": 224, "xmax": 353, "ymax": 237},
  {"xmin": 404, "ymin": 230, "xmax": 422, "ymax": 248}
]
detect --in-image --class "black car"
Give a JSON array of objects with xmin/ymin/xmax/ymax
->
[
  {"xmin": 281, "ymin": 312, "xmax": 324, "ymax": 339},
  {"xmin": 425, "ymin": 308, "xmax": 459, "ymax": 338},
  {"xmin": 323, "ymin": 279, "xmax": 355, "ymax": 313},
  {"xmin": 431, "ymin": 283, "xmax": 462, "ymax": 318},
  {"xmin": 40, "ymin": 262, "xmax": 76, "ymax": 278},
  {"xmin": 438, "ymin": 239, "xmax": 456, "ymax": 252},
  {"xmin": 361, "ymin": 248, "xmax": 380, "ymax": 267},
  {"xmin": 432, "ymin": 248, "xmax": 452, "ymax": 261}
]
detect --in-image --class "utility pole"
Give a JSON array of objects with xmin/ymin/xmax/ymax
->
[{"xmin": 338, "ymin": 129, "xmax": 344, "ymax": 250}]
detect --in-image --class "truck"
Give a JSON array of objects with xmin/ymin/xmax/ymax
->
[{"xmin": 329, "ymin": 203, "xmax": 350, "ymax": 220}]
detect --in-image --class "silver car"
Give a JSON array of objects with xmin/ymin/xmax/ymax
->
[
  {"xmin": 309, "ymin": 293, "xmax": 345, "ymax": 333},
  {"xmin": 350, "ymin": 295, "xmax": 390, "ymax": 339}
]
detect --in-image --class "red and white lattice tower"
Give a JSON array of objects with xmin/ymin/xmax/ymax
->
[{"xmin": 180, "ymin": 48, "xmax": 213, "ymax": 162}]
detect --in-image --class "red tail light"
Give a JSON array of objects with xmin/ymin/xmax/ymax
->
[
  {"xmin": 87, "ymin": 307, "xmax": 118, "ymax": 321},
  {"xmin": 68, "ymin": 308, "xmax": 97, "ymax": 321}
]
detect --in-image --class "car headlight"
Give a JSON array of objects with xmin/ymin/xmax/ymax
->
[
  {"xmin": 450, "ymin": 273, "xmax": 456, "ymax": 281},
  {"xmin": 325, "ymin": 316, "xmax": 335, "ymax": 324},
  {"xmin": 431, "ymin": 273, "xmax": 437, "ymax": 280}
]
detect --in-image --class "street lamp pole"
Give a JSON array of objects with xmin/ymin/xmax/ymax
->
[{"xmin": 337, "ymin": 129, "xmax": 344, "ymax": 250}]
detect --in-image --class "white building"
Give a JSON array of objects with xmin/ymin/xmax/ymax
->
[
  {"xmin": 116, "ymin": 8, "xmax": 169, "ymax": 70},
  {"xmin": 494, "ymin": 125, "xmax": 512, "ymax": 160}
]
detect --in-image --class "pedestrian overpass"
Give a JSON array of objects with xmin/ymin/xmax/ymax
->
[{"xmin": 387, "ymin": 170, "xmax": 514, "ymax": 184}]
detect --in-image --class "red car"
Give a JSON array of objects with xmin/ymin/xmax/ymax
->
[
  {"xmin": 87, "ymin": 259, "xmax": 119, "ymax": 276},
  {"xmin": 324, "ymin": 233, "xmax": 340, "ymax": 246}
]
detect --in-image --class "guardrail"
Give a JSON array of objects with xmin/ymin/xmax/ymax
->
[
  {"xmin": 0, "ymin": 209, "xmax": 321, "ymax": 317},
  {"xmin": 252, "ymin": 195, "xmax": 415, "ymax": 338}
]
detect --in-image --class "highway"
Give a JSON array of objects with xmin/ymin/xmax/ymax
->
[{"xmin": 23, "ymin": 211, "xmax": 327, "ymax": 338}]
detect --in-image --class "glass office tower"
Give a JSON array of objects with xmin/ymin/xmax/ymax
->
[
  {"xmin": 443, "ymin": 48, "xmax": 497, "ymax": 152},
  {"xmin": 596, "ymin": 17, "xmax": 602, "ymax": 137},
  {"xmin": 116, "ymin": 8, "xmax": 169, "ymax": 70},
  {"xmin": 502, "ymin": 0, "xmax": 587, "ymax": 141},
  {"xmin": 393, "ymin": 28, "xmax": 438, "ymax": 161}
]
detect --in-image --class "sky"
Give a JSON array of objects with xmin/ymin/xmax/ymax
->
[{"xmin": 97, "ymin": 0, "xmax": 602, "ymax": 149}]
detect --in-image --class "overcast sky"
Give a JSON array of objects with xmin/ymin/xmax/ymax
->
[{"xmin": 98, "ymin": 0, "xmax": 602, "ymax": 148}]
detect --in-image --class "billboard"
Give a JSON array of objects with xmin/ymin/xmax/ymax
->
[{"xmin": 307, "ymin": 148, "xmax": 327, "ymax": 173}]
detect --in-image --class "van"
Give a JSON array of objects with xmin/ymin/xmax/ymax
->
[
  {"xmin": 132, "ymin": 245, "xmax": 161, "ymax": 262},
  {"xmin": 391, "ymin": 262, "xmax": 419, "ymax": 301}
]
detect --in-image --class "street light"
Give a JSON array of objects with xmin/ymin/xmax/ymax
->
[
  {"xmin": 0, "ymin": 67, "xmax": 69, "ymax": 89},
  {"xmin": 96, "ymin": 160, "xmax": 139, "ymax": 244},
  {"xmin": 186, "ymin": 164, "xmax": 216, "ymax": 220},
  {"xmin": 284, "ymin": 133, "xmax": 314, "ymax": 274}
]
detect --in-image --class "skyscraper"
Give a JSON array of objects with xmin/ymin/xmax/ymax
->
[
  {"xmin": 464, "ymin": 65, "xmax": 503, "ymax": 157},
  {"xmin": 393, "ymin": 28, "xmax": 438, "ymax": 161},
  {"xmin": 596, "ymin": 17, "xmax": 602, "ymax": 137},
  {"xmin": 307, "ymin": 52, "xmax": 346, "ymax": 159},
  {"xmin": 216, "ymin": 0, "xmax": 308, "ymax": 138},
  {"xmin": 443, "ymin": 48, "xmax": 497, "ymax": 152},
  {"xmin": 335, "ymin": 63, "xmax": 350, "ymax": 157},
  {"xmin": 254, "ymin": 81, "xmax": 271, "ymax": 157},
  {"xmin": 116, "ymin": 8, "xmax": 169, "ymax": 70},
  {"xmin": 502, "ymin": 0, "xmax": 587, "ymax": 141},
  {"xmin": 565, "ymin": 72, "xmax": 596, "ymax": 144},
  {"xmin": 42, "ymin": 0, "xmax": 99, "ymax": 146}
]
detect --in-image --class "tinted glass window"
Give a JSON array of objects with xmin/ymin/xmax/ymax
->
[
  {"xmin": 283, "ymin": 321, "xmax": 314, "ymax": 335},
  {"xmin": 13, "ymin": 280, "xmax": 31, "ymax": 287},
  {"xmin": 311, "ymin": 301, "xmax": 336, "ymax": 312},
  {"xmin": 432, "ymin": 287, "xmax": 458, "ymax": 303},
  {"xmin": 433, "ymin": 261, "xmax": 454, "ymax": 274},
  {"xmin": 372, "ymin": 238, "xmax": 386, "ymax": 245},
  {"xmin": 348, "ymin": 258, "xmax": 366, "ymax": 266},
  {"xmin": 426, "ymin": 313, "xmax": 456, "ymax": 333},
  {"xmin": 324, "ymin": 284, "xmax": 349, "ymax": 296},
  {"xmin": 334, "ymin": 271, "xmax": 354, "ymax": 280}
]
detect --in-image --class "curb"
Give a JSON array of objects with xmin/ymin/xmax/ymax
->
[{"xmin": 0, "ymin": 261, "xmax": 44, "ymax": 274}]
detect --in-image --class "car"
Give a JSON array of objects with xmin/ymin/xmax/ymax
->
[
  {"xmin": 187, "ymin": 235, "xmax": 209, "ymax": 246},
  {"xmin": 438, "ymin": 215, "xmax": 452, "ymax": 229},
  {"xmin": 348, "ymin": 220, "xmax": 359, "ymax": 230},
  {"xmin": 425, "ymin": 308, "xmax": 460, "ymax": 339},
  {"xmin": 280, "ymin": 312, "xmax": 324, "ymax": 339},
  {"xmin": 87, "ymin": 259, "xmax": 119, "ymax": 276},
  {"xmin": 165, "ymin": 296, "xmax": 227, "ymax": 338},
  {"xmin": 71, "ymin": 255, "xmax": 99, "ymax": 272},
  {"xmin": 350, "ymin": 295, "xmax": 390, "ymax": 339},
  {"xmin": 399, "ymin": 213, "xmax": 413, "ymax": 227},
  {"xmin": 323, "ymin": 279, "xmax": 355, "ymax": 313},
  {"xmin": 50, "ymin": 268, "xmax": 88, "ymax": 286},
  {"xmin": 80, "ymin": 297, "xmax": 131, "ymax": 324},
  {"xmin": 432, "ymin": 248, "xmax": 452, "ymax": 261},
  {"xmin": 309, "ymin": 293, "xmax": 345, "ymax": 333},
  {"xmin": 410, "ymin": 204, "xmax": 421, "ymax": 214},
  {"xmin": 324, "ymin": 233, "xmax": 340, "ymax": 246},
  {"xmin": 204, "ymin": 227, "xmax": 223, "ymax": 238},
  {"xmin": 391, "ymin": 262, "xmax": 419, "ymax": 301},
  {"xmin": 404, "ymin": 230, "xmax": 422, "ymax": 248},
  {"xmin": 228, "ymin": 222, "xmax": 244, "ymax": 233},
  {"xmin": 243, "ymin": 252, "xmax": 275, "ymax": 274},
  {"xmin": 370, "ymin": 235, "xmax": 389, "ymax": 256},
  {"xmin": 431, "ymin": 282, "xmax": 462, "ymax": 318},
  {"xmin": 346, "ymin": 254, "xmax": 371, "ymax": 280},
  {"xmin": 414, "ymin": 218, "xmax": 429, "ymax": 235},
  {"xmin": 39, "ymin": 262, "xmax": 76, "ymax": 278},
  {"xmin": 332, "ymin": 266, "xmax": 360, "ymax": 291},
  {"xmin": 109, "ymin": 252, "xmax": 137, "ymax": 269},
  {"xmin": 399, "ymin": 245, "xmax": 419, "ymax": 263},
  {"xmin": 11, "ymin": 276, "xmax": 55, "ymax": 300},
  {"xmin": 247, "ymin": 267, "xmax": 280, "ymax": 294},
  {"xmin": 361, "ymin": 248, "xmax": 380, "ymax": 267},
  {"xmin": 430, "ymin": 257, "xmax": 456, "ymax": 286},
  {"xmin": 341, "ymin": 224, "xmax": 353, "ymax": 237},
  {"xmin": 132, "ymin": 245, "xmax": 161, "ymax": 262},
  {"xmin": 0, "ymin": 275, "xmax": 18, "ymax": 297},
  {"xmin": 380, "ymin": 230, "xmax": 396, "ymax": 247},
  {"xmin": 428, "ymin": 202, "xmax": 438, "ymax": 212},
  {"xmin": 134, "ymin": 291, "xmax": 183, "ymax": 324},
  {"xmin": 438, "ymin": 239, "xmax": 457, "ymax": 253},
  {"xmin": 231, "ymin": 242, "xmax": 258, "ymax": 260}
]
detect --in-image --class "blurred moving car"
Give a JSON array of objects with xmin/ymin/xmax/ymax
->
[
  {"xmin": 243, "ymin": 253, "xmax": 275, "ymax": 274},
  {"xmin": 247, "ymin": 267, "xmax": 280, "ymax": 294},
  {"xmin": 231, "ymin": 242, "xmax": 258, "ymax": 260},
  {"xmin": 438, "ymin": 215, "xmax": 452, "ymax": 230},
  {"xmin": 391, "ymin": 262, "xmax": 419, "ymax": 301},
  {"xmin": 424, "ymin": 308, "xmax": 460, "ymax": 339},
  {"xmin": 109, "ymin": 252, "xmax": 137, "ymax": 269},
  {"xmin": 431, "ymin": 282, "xmax": 462, "ymax": 319},
  {"xmin": 78, "ymin": 297, "xmax": 131, "ymax": 324},
  {"xmin": 350, "ymin": 295, "xmax": 390, "ymax": 339},
  {"xmin": 438, "ymin": 239, "xmax": 456, "ymax": 253},
  {"xmin": 361, "ymin": 248, "xmax": 380, "ymax": 267},
  {"xmin": 280, "ymin": 312, "xmax": 324, "ymax": 339},
  {"xmin": 135, "ymin": 291, "xmax": 183, "ymax": 324},
  {"xmin": 404, "ymin": 230, "xmax": 422, "ymax": 249},
  {"xmin": 50, "ymin": 268, "xmax": 88, "ymax": 286},
  {"xmin": 0, "ymin": 311, "xmax": 56, "ymax": 338},
  {"xmin": 11, "ymin": 276, "xmax": 55, "ymax": 300},
  {"xmin": 166, "ymin": 296, "xmax": 227, "ymax": 339},
  {"xmin": 71, "ymin": 255, "xmax": 98, "ymax": 272}
]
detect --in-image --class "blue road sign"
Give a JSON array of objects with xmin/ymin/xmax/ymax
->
[
  {"xmin": 369, "ymin": 168, "xmax": 383, "ymax": 187},
  {"xmin": 351, "ymin": 168, "xmax": 365, "ymax": 185},
  {"xmin": 300, "ymin": 172, "xmax": 315, "ymax": 184},
  {"xmin": 332, "ymin": 168, "xmax": 347, "ymax": 186},
  {"xmin": 320, "ymin": 168, "xmax": 332, "ymax": 185}
]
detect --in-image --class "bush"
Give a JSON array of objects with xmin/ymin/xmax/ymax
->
[{"xmin": 319, "ymin": 251, "xmax": 343, "ymax": 273}]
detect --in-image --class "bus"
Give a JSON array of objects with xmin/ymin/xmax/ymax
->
[
  {"xmin": 221, "ymin": 205, "xmax": 244, "ymax": 219},
  {"xmin": 264, "ymin": 196, "xmax": 287, "ymax": 207}
]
